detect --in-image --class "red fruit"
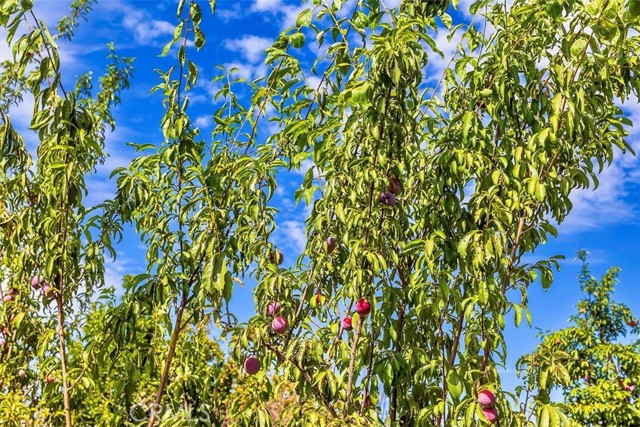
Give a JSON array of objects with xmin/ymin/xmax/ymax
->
[
  {"xmin": 326, "ymin": 236, "xmax": 337, "ymax": 254},
  {"xmin": 355, "ymin": 298, "xmax": 371, "ymax": 316},
  {"xmin": 379, "ymin": 192, "xmax": 397, "ymax": 207},
  {"xmin": 2, "ymin": 294, "xmax": 14, "ymax": 303},
  {"xmin": 31, "ymin": 275, "xmax": 45, "ymax": 290},
  {"xmin": 363, "ymin": 393, "xmax": 372, "ymax": 408},
  {"xmin": 267, "ymin": 302, "xmax": 281, "ymax": 317},
  {"xmin": 42, "ymin": 284, "xmax": 55, "ymax": 299},
  {"xmin": 477, "ymin": 389, "xmax": 496, "ymax": 408},
  {"xmin": 342, "ymin": 316, "xmax": 353, "ymax": 331},
  {"xmin": 628, "ymin": 319, "xmax": 638, "ymax": 328},
  {"xmin": 388, "ymin": 176, "xmax": 402, "ymax": 194},
  {"xmin": 45, "ymin": 375, "xmax": 55, "ymax": 384},
  {"xmin": 625, "ymin": 384, "xmax": 635, "ymax": 392},
  {"xmin": 244, "ymin": 356, "xmax": 261, "ymax": 375},
  {"xmin": 269, "ymin": 248, "xmax": 283, "ymax": 265},
  {"xmin": 271, "ymin": 316, "xmax": 288, "ymax": 334},
  {"xmin": 482, "ymin": 407, "xmax": 498, "ymax": 424}
]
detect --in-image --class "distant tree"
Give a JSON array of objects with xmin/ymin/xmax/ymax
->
[{"xmin": 526, "ymin": 250, "xmax": 640, "ymax": 426}]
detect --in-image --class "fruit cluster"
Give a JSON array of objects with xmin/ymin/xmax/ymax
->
[
  {"xmin": 31, "ymin": 275, "xmax": 55, "ymax": 298},
  {"xmin": 477, "ymin": 389, "xmax": 498, "ymax": 424}
]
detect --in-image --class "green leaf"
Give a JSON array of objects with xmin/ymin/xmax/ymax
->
[
  {"xmin": 447, "ymin": 370, "xmax": 464, "ymax": 399},
  {"xmin": 462, "ymin": 111, "xmax": 473, "ymax": 144},
  {"xmin": 538, "ymin": 405, "xmax": 550, "ymax": 427},
  {"xmin": 296, "ymin": 8, "xmax": 312, "ymax": 27}
]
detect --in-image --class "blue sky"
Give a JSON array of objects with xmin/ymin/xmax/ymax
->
[{"xmin": 3, "ymin": 0, "xmax": 640, "ymax": 395}]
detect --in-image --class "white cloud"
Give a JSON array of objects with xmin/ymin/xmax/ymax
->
[
  {"xmin": 217, "ymin": 3, "xmax": 244, "ymax": 22},
  {"xmin": 85, "ymin": 178, "xmax": 118, "ymax": 206},
  {"xmin": 198, "ymin": 78, "xmax": 222, "ymax": 99},
  {"xmin": 275, "ymin": 220, "xmax": 308, "ymax": 253},
  {"xmin": 296, "ymin": 159, "xmax": 315, "ymax": 176},
  {"xmin": 558, "ymin": 161, "xmax": 636, "ymax": 233},
  {"xmin": 104, "ymin": 255, "xmax": 140, "ymax": 297},
  {"xmin": 252, "ymin": 0, "xmax": 283, "ymax": 12},
  {"xmin": 121, "ymin": 10, "xmax": 174, "ymax": 45},
  {"xmin": 250, "ymin": 0, "xmax": 307, "ymax": 30},
  {"xmin": 222, "ymin": 61, "xmax": 267, "ymax": 83},
  {"xmin": 98, "ymin": 0, "xmax": 174, "ymax": 46},
  {"xmin": 194, "ymin": 115, "xmax": 213, "ymax": 128},
  {"xmin": 223, "ymin": 35, "xmax": 274, "ymax": 63},
  {"xmin": 307, "ymin": 75, "xmax": 323, "ymax": 90},
  {"xmin": 556, "ymin": 93, "xmax": 640, "ymax": 233}
]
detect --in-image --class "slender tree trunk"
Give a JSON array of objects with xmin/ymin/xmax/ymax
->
[
  {"xmin": 56, "ymin": 292, "xmax": 73, "ymax": 427},
  {"xmin": 344, "ymin": 317, "xmax": 364, "ymax": 416},
  {"xmin": 389, "ymin": 302, "xmax": 405, "ymax": 423},
  {"xmin": 147, "ymin": 294, "xmax": 187, "ymax": 427}
]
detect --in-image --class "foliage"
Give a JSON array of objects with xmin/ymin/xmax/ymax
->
[
  {"xmin": 524, "ymin": 251, "xmax": 640, "ymax": 426},
  {"xmin": 0, "ymin": 0, "xmax": 639, "ymax": 426}
]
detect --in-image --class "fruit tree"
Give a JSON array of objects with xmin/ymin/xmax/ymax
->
[{"xmin": 1, "ymin": 0, "xmax": 639, "ymax": 426}]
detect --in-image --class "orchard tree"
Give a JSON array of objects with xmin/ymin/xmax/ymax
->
[
  {"xmin": 227, "ymin": 0, "xmax": 640, "ymax": 426},
  {"xmin": 0, "ymin": 0, "xmax": 133, "ymax": 425},
  {"xmin": 527, "ymin": 251, "xmax": 640, "ymax": 426}
]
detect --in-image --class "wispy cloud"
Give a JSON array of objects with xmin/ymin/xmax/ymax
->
[
  {"xmin": 223, "ymin": 35, "xmax": 274, "ymax": 63},
  {"xmin": 222, "ymin": 61, "xmax": 267, "ymax": 83},
  {"xmin": 250, "ymin": 0, "xmax": 307, "ymax": 30},
  {"xmin": 98, "ymin": 0, "xmax": 174, "ymax": 46},
  {"xmin": 558, "ymin": 161, "xmax": 637, "ymax": 233},
  {"xmin": 194, "ymin": 114, "xmax": 213, "ymax": 129},
  {"xmin": 104, "ymin": 254, "xmax": 141, "ymax": 297},
  {"xmin": 252, "ymin": 0, "xmax": 284, "ymax": 12},
  {"xmin": 217, "ymin": 3, "xmax": 244, "ymax": 22},
  {"xmin": 274, "ymin": 220, "xmax": 308, "ymax": 253}
]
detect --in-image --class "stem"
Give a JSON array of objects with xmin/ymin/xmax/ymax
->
[
  {"xmin": 147, "ymin": 291, "xmax": 188, "ymax": 427},
  {"xmin": 390, "ymin": 264, "xmax": 409, "ymax": 424},
  {"xmin": 500, "ymin": 217, "xmax": 524, "ymax": 295},
  {"xmin": 148, "ymin": 10, "xmax": 192, "ymax": 425},
  {"xmin": 56, "ymin": 289, "xmax": 73, "ymax": 427},
  {"xmin": 447, "ymin": 314, "xmax": 464, "ymax": 370},
  {"xmin": 344, "ymin": 316, "xmax": 364, "ymax": 416},
  {"xmin": 389, "ymin": 303, "xmax": 405, "ymax": 423}
]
